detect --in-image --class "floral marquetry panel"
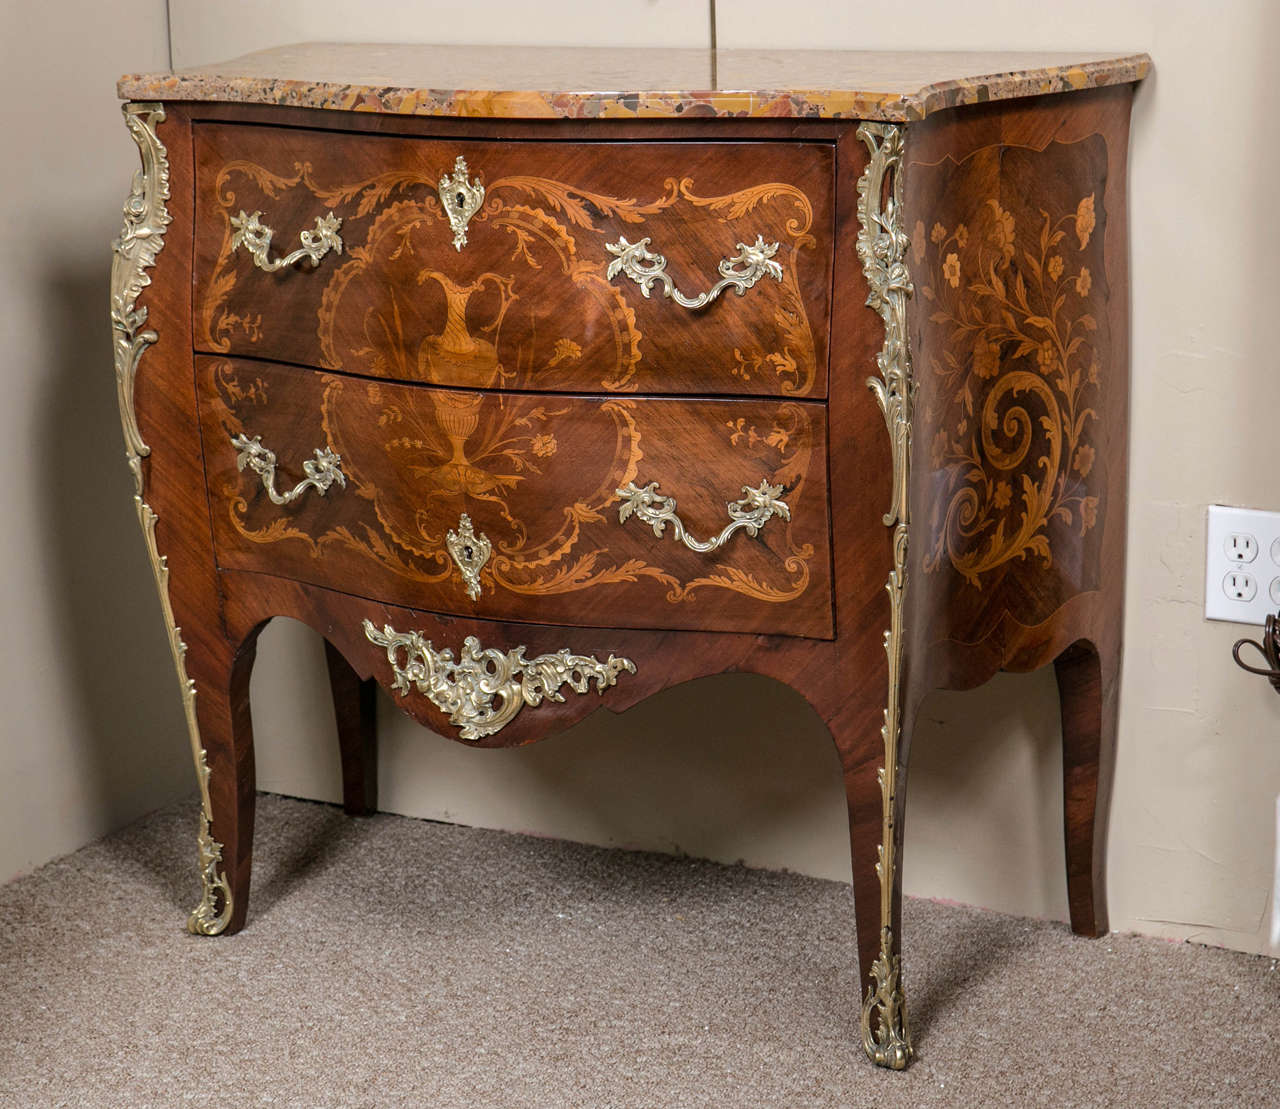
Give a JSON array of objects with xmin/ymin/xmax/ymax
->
[
  {"xmin": 195, "ymin": 357, "xmax": 833, "ymax": 637},
  {"xmin": 192, "ymin": 125, "xmax": 834, "ymax": 397},
  {"xmin": 907, "ymin": 128, "xmax": 1115, "ymax": 639}
]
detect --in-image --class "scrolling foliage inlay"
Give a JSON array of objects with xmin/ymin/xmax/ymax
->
[
  {"xmin": 915, "ymin": 139, "xmax": 1108, "ymax": 591},
  {"xmin": 316, "ymin": 174, "xmax": 816, "ymax": 393},
  {"xmin": 210, "ymin": 363, "xmax": 820, "ymax": 616},
  {"xmin": 194, "ymin": 129, "xmax": 826, "ymax": 396}
]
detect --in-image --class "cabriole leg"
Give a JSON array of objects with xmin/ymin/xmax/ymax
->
[
  {"xmin": 325, "ymin": 640, "xmax": 378, "ymax": 815},
  {"xmin": 111, "ymin": 101, "xmax": 252, "ymax": 936},
  {"xmin": 1054, "ymin": 638, "xmax": 1117, "ymax": 937},
  {"xmin": 843, "ymin": 714, "xmax": 912, "ymax": 1071},
  {"xmin": 189, "ymin": 639, "xmax": 259, "ymax": 935}
]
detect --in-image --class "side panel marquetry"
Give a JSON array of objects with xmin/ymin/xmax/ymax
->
[
  {"xmin": 192, "ymin": 125, "xmax": 835, "ymax": 397},
  {"xmin": 196, "ymin": 357, "xmax": 834, "ymax": 638},
  {"xmin": 906, "ymin": 122, "xmax": 1118, "ymax": 645}
]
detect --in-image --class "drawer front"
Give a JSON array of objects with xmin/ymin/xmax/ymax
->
[
  {"xmin": 193, "ymin": 124, "xmax": 833, "ymax": 397},
  {"xmin": 197, "ymin": 357, "xmax": 833, "ymax": 638}
]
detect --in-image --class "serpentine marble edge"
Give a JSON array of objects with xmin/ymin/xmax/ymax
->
[{"xmin": 118, "ymin": 44, "xmax": 1151, "ymax": 122}]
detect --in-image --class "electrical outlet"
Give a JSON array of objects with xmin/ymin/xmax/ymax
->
[
  {"xmin": 1206, "ymin": 505, "xmax": 1280, "ymax": 624},
  {"xmin": 1226, "ymin": 532, "xmax": 1258, "ymax": 563},
  {"xmin": 1224, "ymin": 570, "xmax": 1257, "ymax": 601}
]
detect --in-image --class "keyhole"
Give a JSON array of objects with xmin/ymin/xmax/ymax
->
[
  {"xmin": 463, "ymin": 545, "xmax": 474, "ymax": 560},
  {"xmin": 456, "ymin": 192, "xmax": 466, "ymax": 209}
]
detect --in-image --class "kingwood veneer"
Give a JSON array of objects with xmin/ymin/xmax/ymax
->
[{"xmin": 111, "ymin": 44, "xmax": 1149, "ymax": 1068}]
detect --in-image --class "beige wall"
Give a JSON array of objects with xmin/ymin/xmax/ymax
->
[
  {"xmin": 7, "ymin": 0, "xmax": 1276, "ymax": 961},
  {"xmin": 0, "ymin": 0, "xmax": 192, "ymax": 882},
  {"xmin": 167, "ymin": 0, "xmax": 710, "ymax": 64}
]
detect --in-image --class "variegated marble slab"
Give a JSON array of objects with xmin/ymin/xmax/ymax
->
[{"xmin": 119, "ymin": 43, "xmax": 1151, "ymax": 122}]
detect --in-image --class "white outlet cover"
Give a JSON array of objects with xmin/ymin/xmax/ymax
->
[{"xmin": 1206, "ymin": 505, "xmax": 1280, "ymax": 625}]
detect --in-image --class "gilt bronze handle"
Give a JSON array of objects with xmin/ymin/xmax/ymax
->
[
  {"xmin": 229, "ymin": 209, "xmax": 343, "ymax": 271},
  {"xmin": 615, "ymin": 479, "xmax": 790, "ymax": 553},
  {"xmin": 231, "ymin": 433, "xmax": 346, "ymax": 506},
  {"xmin": 605, "ymin": 234, "xmax": 783, "ymax": 309}
]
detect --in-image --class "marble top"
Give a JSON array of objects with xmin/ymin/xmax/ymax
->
[{"xmin": 118, "ymin": 43, "xmax": 1151, "ymax": 122}]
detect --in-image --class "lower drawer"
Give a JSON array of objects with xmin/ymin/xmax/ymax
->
[{"xmin": 197, "ymin": 357, "xmax": 834, "ymax": 638}]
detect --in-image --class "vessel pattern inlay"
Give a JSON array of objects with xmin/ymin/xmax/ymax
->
[
  {"xmin": 198, "ymin": 153, "xmax": 821, "ymax": 396},
  {"xmin": 211, "ymin": 366, "xmax": 819, "ymax": 610}
]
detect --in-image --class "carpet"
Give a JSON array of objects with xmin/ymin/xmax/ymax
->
[{"xmin": 2, "ymin": 795, "xmax": 1276, "ymax": 1107}]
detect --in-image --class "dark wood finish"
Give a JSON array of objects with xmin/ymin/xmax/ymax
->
[
  {"xmin": 825, "ymin": 124, "xmax": 898, "ymax": 988},
  {"xmin": 196, "ymin": 357, "xmax": 835, "ymax": 638},
  {"xmin": 173, "ymin": 570, "xmax": 855, "ymax": 926},
  {"xmin": 1055, "ymin": 638, "xmax": 1116, "ymax": 936},
  {"xmin": 123, "ymin": 84, "xmax": 1138, "ymax": 1056},
  {"xmin": 325, "ymin": 640, "xmax": 378, "ymax": 816},
  {"xmin": 899, "ymin": 86, "xmax": 1135, "ymax": 940},
  {"xmin": 193, "ymin": 124, "xmax": 835, "ymax": 398},
  {"xmin": 198, "ymin": 634, "xmax": 259, "ymax": 936}
]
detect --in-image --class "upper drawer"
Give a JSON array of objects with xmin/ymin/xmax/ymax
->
[{"xmin": 193, "ymin": 124, "xmax": 833, "ymax": 397}]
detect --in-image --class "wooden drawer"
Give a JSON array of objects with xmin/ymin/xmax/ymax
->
[
  {"xmin": 193, "ymin": 124, "xmax": 833, "ymax": 397},
  {"xmin": 197, "ymin": 357, "xmax": 833, "ymax": 638}
]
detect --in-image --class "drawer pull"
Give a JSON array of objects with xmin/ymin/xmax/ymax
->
[
  {"xmin": 616, "ymin": 479, "xmax": 790, "ymax": 553},
  {"xmin": 605, "ymin": 234, "xmax": 783, "ymax": 310},
  {"xmin": 229, "ymin": 209, "xmax": 343, "ymax": 271},
  {"xmin": 362, "ymin": 619, "xmax": 636, "ymax": 740},
  {"xmin": 438, "ymin": 155, "xmax": 485, "ymax": 251},
  {"xmin": 446, "ymin": 513, "xmax": 491, "ymax": 600},
  {"xmin": 231, "ymin": 433, "xmax": 346, "ymax": 505}
]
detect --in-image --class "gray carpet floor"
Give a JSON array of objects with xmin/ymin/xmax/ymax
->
[{"xmin": 1, "ymin": 795, "xmax": 1277, "ymax": 1108}]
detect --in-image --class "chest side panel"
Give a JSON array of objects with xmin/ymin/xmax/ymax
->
[{"xmin": 902, "ymin": 88, "xmax": 1134, "ymax": 674}]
